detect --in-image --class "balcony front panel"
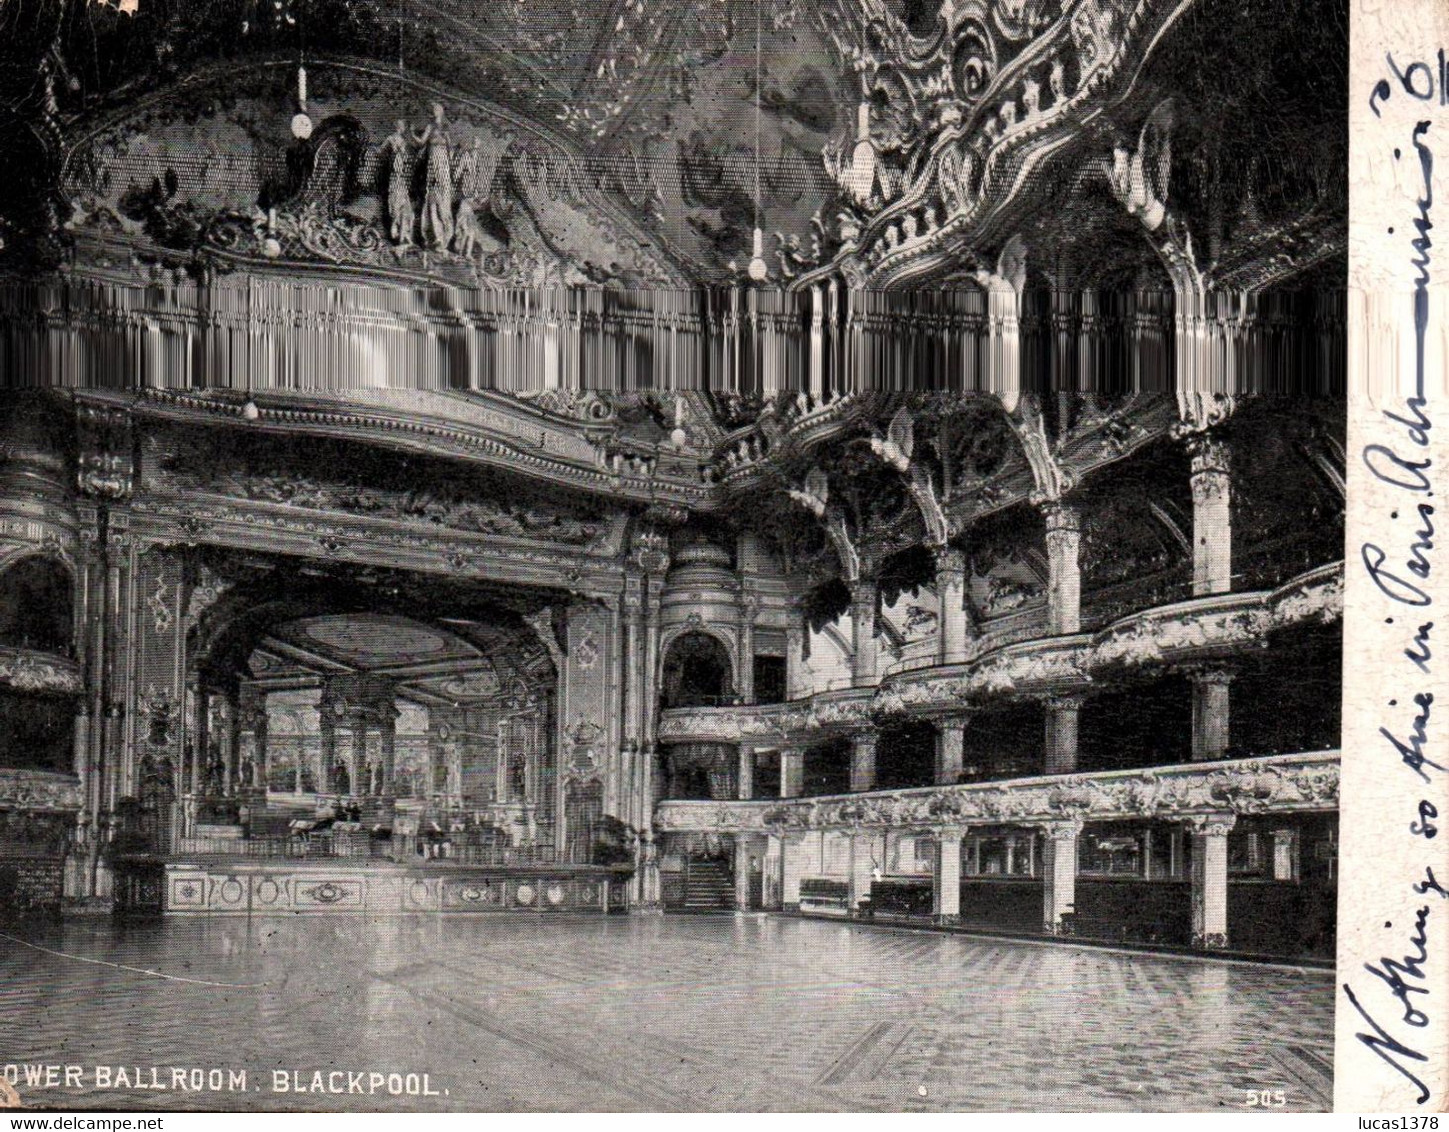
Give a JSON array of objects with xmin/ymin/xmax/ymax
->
[{"xmin": 653, "ymin": 751, "xmax": 1340, "ymax": 834}]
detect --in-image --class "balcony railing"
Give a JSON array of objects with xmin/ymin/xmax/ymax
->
[
  {"xmin": 658, "ymin": 561, "xmax": 1343, "ymax": 745},
  {"xmin": 653, "ymin": 750, "xmax": 1340, "ymax": 834}
]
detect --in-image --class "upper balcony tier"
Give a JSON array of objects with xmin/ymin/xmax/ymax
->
[{"xmin": 657, "ymin": 561, "xmax": 1342, "ymax": 745}]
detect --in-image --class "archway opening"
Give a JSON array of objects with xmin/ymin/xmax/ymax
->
[{"xmin": 660, "ymin": 631, "xmax": 735, "ymax": 709}]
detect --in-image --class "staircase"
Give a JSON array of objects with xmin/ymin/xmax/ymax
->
[{"xmin": 680, "ymin": 857, "xmax": 736, "ymax": 912}]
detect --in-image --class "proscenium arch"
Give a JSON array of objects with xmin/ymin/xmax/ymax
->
[{"xmin": 185, "ymin": 556, "xmax": 562, "ymax": 696}]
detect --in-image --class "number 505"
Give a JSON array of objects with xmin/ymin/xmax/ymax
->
[{"xmin": 1245, "ymin": 1090, "xmax": 1286, "ymax": 1107}]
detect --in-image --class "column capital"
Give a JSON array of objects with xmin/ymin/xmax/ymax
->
[
  {"xmin": 933, "ymin": 546, "xmax": 966, "ymax": 578},
  {"xmin": 1041, "ymin": 818, "xmax": 1084, "ymax": 841},
  {"xmin": 1186, "ymin": 665, "xmax": 1237, "ymax": 687},
  {"xmin": 1039, "ymin": 692, "xmax": 1085, "ymax": 712},
  {"xmin": 935, "ymin": 824, "xmax": 967, "ymax": 842},
  {"xmin": 1039, "ymin": 499, "xmax": 1080, "ymax": 533},
  {"xmin": 1187, "ymin": 433, "xmax": 1231, "ymax": 498},
  {"xmin": 1182, "ymin": 812, "xmax": 1237, "ymax": 837}
]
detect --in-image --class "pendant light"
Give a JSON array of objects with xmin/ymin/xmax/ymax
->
[
  {"xmin": 746, "ymin": 0, "xmax": 769, "ymax": 283},
  {"xmin": 291, "ymin": 1, "xmax": 313, "ymax": 139}
]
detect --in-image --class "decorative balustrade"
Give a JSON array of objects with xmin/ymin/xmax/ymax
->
[
  {"xmin": 654, "ymin": 750, "xmax": 1340, "ymax": 834},
  {"xmin": 0, "ymin": 769, "xmax": 84, "ymax": 812},
  {"xmin": 0, "ymin": 646, "xmax": 83, "ymax": 697},
  {"xmin": 657, "ymin": 561, "xmax": 1343, "ymax": 744}
]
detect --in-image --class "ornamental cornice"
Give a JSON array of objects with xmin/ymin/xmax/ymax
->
[
  {"xmin": 653, "ymin": 751, "xmax": 1340, "ymax": 834},
  {"xmin": 0, "ymin": 647, "xmax": 83, "ymax": 697},
  {"xmin": 0, "ymin": 769, "xmax": 85, "ymax": 813},
  {"xmin": 128, "ymin": 494, "xmax": 628, "ymax": 590},
  {"xmin": 87, "ymin": 389, "xmax": 718, "ymax": 511},
  {"xmin": 657, "ymin": 561, "xmax": 1344, "ymax": 743}
]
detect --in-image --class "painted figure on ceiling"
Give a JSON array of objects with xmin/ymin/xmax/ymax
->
[
  {"xmin": 381, "ymin": 119, "xmax": 415, "ymax": 246},
  {"xmin": 414, "ymin": 102, "xmax": 454, "ymax": 250}
]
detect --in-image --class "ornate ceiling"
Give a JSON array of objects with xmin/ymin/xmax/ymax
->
[
  {"xmin": 1, "ymin": 0, "xmax": 1344, "ymax": 292},
  {"xmin": 249, "ymin": 613, "xmax": 518, "ymax": 707}
]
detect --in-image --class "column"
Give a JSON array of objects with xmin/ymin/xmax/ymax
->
[
  {"xmin": 1043, "ymin": 502, "xmax": 1081, "ymax": 635},
  {"xmin": 1188, "ymin": 433, "xmax": 1232, "ymax": 596},
  {"xmin": 622, "ymin": 572, "xmax": 645, "ymax": 743},
  {"xmin": 846, "ymin": 831, "xmax": 875, "ymax": 914},
  {"xmin": 1043, "ymin": 694, "xmax": 1082, "ymax": 775},
  {"xmin": 238, "ymin": 685, "xmax": 267, "ymax": 792},
  {"xmin": 253, "ymin": 705, "xmax": 269, "ymax": 792},
  {"xmin": 737, "ymin": 745, "xmax": 754, "ymax": 800},
  {"xmin": 935, "ymin": 717, "xmax": 965, "ymax": 785},
  {"xmin": 733, "ymin": 834, "xmax": 752, "ymax": 911},
  {"xmin": 421, "ymin": 725, "xmax": 436, "ymax": 799},
  {"xmin": 737, "ymin": 596, "xmax": 757, "ymax": 703},
  {"xmin": 850, "ymin": 579, "xmax": 879, "ymax": 686},
  {"xmin": 189, "ymin": 684, "xmax": 206, "ymax": 794},
  {"xmin": 379, "ymin": 710, "xmax": 397, "ymax": 798},
  {"xmin": 785, "ymin": 601, "xmax": 808, "ymax": 699},
  {"xmin": 781, "ymin": 833, "xmax": 803, "ymax": 909},
  {"xmin": 850, "ymin": 731, "xmax": 877, "ymax": 793},
  {"xmin": 935, "ymin": 548, "xmax": 970, "ymax": 664},
  {"xmin": 350, "ymin": 716, "xmax": 368, "ymax": 796},
  {"xmin": 1190, "ymin": 669, "xmax": 1234, "ymax": 762},
  {"xmin": 780, "ymin": 748, "xmax": 804, "ymax": 798},
  {"xmin": 222, "ymin": 695, "xmax": 239, "ymax": 796},
  {"xmin": 764, "ymin": 833, "xmax": 784, "ymax": 909},
  {"xmin": 1042, "ymin": 820, "xmax": 1082, "ymax": 934},
  {"xmin": 1187, "ymin": 813, "xmax": 1235, "ymax": 948},
  {"xmin": 932, "ymin": 826, "xmax": 964, "ymax": 925},
  {"xmin": 319, "ymin": 715, "xmax": 337, "ymax": 795},
  {"xmin": 640, "ymin": 829, "xmax": 662, "ymax": 912},
  {"xmin": 1271, "ymin": 827, "xmax": 1298, "ymax": 881}
]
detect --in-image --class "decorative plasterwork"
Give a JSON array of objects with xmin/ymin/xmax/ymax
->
[
  {"xmin": 0, "ymin": 647, "xmax": 83, "ymax": 697},
  {"xmin": 126, "ymin": 495, "xmax": 625, "ymax": 599},
  {"xmin": 107, "ymin": 389, "xmax": 715, "ymax": 510},
  {"xmin": 811, "ymin": 0, "xmax": 1197, "ymax": 286},
  {"xmin": 654, "ymin": 750, "xmax": 1340, "ymax": 833},
  {"xmin": 658, "ymin": 561, "xmax": 1343, "ymax": 742},
  {"xmin": 0, "ymin": 769, "xmax": 85, "ymax": 813}
]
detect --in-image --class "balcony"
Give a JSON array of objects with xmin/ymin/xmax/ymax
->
[
  {"xmin": 657, "ymin": 561, "xmax": 1342, "ymax": 746},
  {"xmin": 653, "ymin": 750, "xmax": 1341, "ymax": 834}
]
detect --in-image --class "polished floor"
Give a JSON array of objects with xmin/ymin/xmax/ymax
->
[{"xmin": 0, "ymin": 914, "xmax": 1333, "ymax": 1112}]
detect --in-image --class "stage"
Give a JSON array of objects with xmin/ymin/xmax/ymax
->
[{"xmin": 112, "ymin": 857, "xmax": 632, "ymax": 917}]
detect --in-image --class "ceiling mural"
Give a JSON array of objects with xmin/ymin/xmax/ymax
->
[
  {"xmin": 292, "ymin": 614, "xmax": 460, "ymax": 666},
  {"xmin": 1, "ymin": 0, "xmax": 1343, "ymax": 297}
]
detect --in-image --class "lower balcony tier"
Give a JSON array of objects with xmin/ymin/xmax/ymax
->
[{"xmin": 653, "ymin": 750, "xmax": 1338, "ymax": 833}]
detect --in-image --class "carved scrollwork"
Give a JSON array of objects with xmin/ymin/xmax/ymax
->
[
  {"xmin": 656, "ymin": 752, "xmax": 1338, "ymax": 834},
  {"xmin": 0, "ymin": 769, "xmax": 84, "ymax": 813},
  {"xmin": 0, "ymin": 646, "xmax": 82, "ymax": 696}
]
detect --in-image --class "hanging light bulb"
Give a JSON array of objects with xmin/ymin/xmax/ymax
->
[
  {"xmin": 748, "ymin": 227, "xmax": 769, "ymax": 282},
  {"xmin": 242, "ymin": 399, "xmax": 260, "ymax": 421},
  {"xmin": 847, "ymin": 101, "xmax": 877, "ymax": 205},
  {"xmin": 743, "ymin": 0, "xmax": 769, "ymax": 285},
  {"xmin": 291, "ymin": 64, "xmax": 313, "ymax": 139}
]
